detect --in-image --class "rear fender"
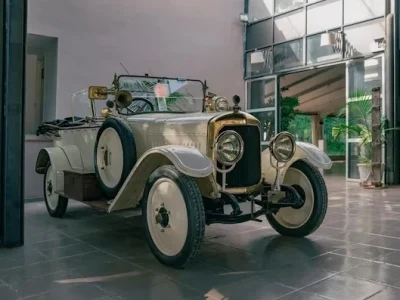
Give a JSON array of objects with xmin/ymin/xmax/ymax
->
[
  {"xmin": 35, "ymin": 146, "xmax": 84, "ymax": 192},
  {"xmin": 262, "ymin": 141, "xmax": 332, "ymax": 185},
  {"xmin": 108, "ymin": 145, "xmax": 215, "ymax": 212}
]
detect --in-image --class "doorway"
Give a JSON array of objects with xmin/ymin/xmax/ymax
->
[{"xmin": 345, "ymin": 54, "xmax": 385, "ymax": 181}]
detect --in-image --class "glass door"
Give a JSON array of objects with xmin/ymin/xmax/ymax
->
[
  {"xmin": 245, "ymin": 75, "xmax": 279, "ymax": 151},
  {"xmin": 345, "ymin": 54, "xmax": 384, "ymax": 181}
]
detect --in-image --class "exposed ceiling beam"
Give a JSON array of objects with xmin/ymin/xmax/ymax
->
[
  {"xmin": 264, "ymin": 67, "xmax": 337, "ymax": 98},
  {"xmin": 298, "ymin": 96, "xmax": 345, "ymax": 114},
  {"xmin": 281, "ymin": 67, "xmax": 336, "ymax": 90},
  {"xmin": 300, "ymin": 86, "xmax": 345, "ymax": 106},
  {"xmin": 292, "ymin": 75, "xmax": 344, "ymax": 98}
]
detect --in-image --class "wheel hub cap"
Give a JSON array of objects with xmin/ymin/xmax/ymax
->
[{"xmin": 155, "ymin": 207, "xmax": 170, "ymax": 228}]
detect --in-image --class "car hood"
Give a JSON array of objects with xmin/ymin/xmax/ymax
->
[{"xmin": 126, "ymin": 112, "xmax": 221, "ymax": 124}]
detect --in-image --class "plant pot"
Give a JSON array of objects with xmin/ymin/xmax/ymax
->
[
  {"xmin": 357, "ymin": 163, "xmax": 372, "ymax": 184},
  {"xmin": 357, "ymin": 163, "xmax": 385, "ymax": 185}
]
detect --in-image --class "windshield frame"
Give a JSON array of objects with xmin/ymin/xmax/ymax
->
[{"xmin": 115, "ymin": 74, "xmax": 207, "ymax": 114}]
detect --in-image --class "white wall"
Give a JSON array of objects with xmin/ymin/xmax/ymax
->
[{"xmin": 28, "ymin": 0, "xmax": 245, "ymax": 119}]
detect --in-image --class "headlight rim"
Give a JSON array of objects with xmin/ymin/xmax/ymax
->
[
  {"xmin": 214, "ymin": 97, "xmax": 229, "ymax": 112},
  {"xmin": 214, "ymin": 130, "xmax": 244, "ymax": 166},
  {"xmin": 270, "ymin": 131, "xmax": 296, "ymax": 163}
]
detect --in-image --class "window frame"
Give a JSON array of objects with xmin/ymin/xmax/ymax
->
[{"xmin": 244, "ymin": 0, "xmax": 386, "ymax": 79}]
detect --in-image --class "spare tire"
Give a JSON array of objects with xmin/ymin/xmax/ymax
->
[{"xmin": 94, "ymin": 118, "xmax": 137, "ymax": 198}]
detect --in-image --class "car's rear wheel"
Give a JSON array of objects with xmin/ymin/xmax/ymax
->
[
  {"xmin": 142, "ymin": 165, "xmax": 205, "ymax": 268},
  {"xmin": 44, "ymin": 163, "xmax": 69, "ymax": 218},
  {"xmin": 266, "ymin": 159, "xmax": 328, "ymax": 237},
  {"xmin": 94, "ymin": 118, "xmax": 137, "ymax": 198}
]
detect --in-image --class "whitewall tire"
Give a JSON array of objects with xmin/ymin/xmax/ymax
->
[
  {"xmin": 44, "ymin": 163, "xmax": 68, "ymax": 218},
  {"xmin": 266, "ymin": 159, "xmax": 328, "ymax": 237},
  {"xmin": 142, "ymin": 165, "xmax": 205, "ymax": 268}
]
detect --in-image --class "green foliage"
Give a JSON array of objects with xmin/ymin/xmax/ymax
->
[
  {"xmin": 331, "ymin": 89, "xmax": 385, "ymax": 165},
  {"xmin": 281, "ymin": 96, "xmax": 300, "ymax": 131},
  {"xmin": 323, "ymin": 116, "xmax": 346, "ymax": 156},
  {"xmin": 286, "ymin": 115, "xmax": 312, "ymax": 143}
]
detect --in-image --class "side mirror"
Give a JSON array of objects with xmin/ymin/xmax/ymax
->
[{"xmin": 88, "ymin": 86, "xmax": 108, "ymax": 100}]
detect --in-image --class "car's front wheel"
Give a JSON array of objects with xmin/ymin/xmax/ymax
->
[
  {"xmin": 142, "ymin": 165, "xmax": 205, "ymax": 268},
  {"xmin": 266, "ymin": 159, "xmax": 328, "ymax": 237}
]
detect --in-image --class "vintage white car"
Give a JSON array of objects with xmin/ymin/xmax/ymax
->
[{"xmin": 35, "ymin": 74, "xmax": 332, "ymax": 268}]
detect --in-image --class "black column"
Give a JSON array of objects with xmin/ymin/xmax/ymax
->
[{"xmin": 0, "ymin": 0, "xmax": 27, "ymax": 247}]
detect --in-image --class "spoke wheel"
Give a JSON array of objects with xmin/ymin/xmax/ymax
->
[
  {"xmin": 142, "ymin": 165, "xmax": 205, "ymax": 268},
  {"xmin": 43, "ymin": 163, "xmax": 68, "ymax": 218},
  {"xmin": 266, "ymin": 159, "xmax": 328, "ymax": 237}
]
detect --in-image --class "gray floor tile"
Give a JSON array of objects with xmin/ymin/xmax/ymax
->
[
  {"xmin": 327, "ymin": 231, "xmax": 378, "ymax": 244},
  {"xmin": 202, "ymin": 277, "xmax": 294, "ymax": 300},
  {"xmin": 379, "ymin": 251, "xmax": 400, "ymax": 267},
  {"xmin": 127, "ymin": 254, "xmax": 255, "ymax": 292},
  {"xmin": 260, "ymin": 263, "xmax": 336, "ymax": 289},
  {"xmin": 365, "ymin": 236, "xmax": 400, "ymax": 250},
  {"xmin": 0, "ymin": 249, "xmax": 48, "ymax": 271},
  {"xmin": 276, "ymin": 291, "xmax": 332, "ymax": 300},
  {"xmin": 0, "ymin": 284, "xmax": 18, "ymax": 300},
  {"xmin": 332, "ymin": 244, "xmax": 396, "ymax": 260},
  {"xmin": 303, "ymin": 274, "xmax": 385, "ymax": 300},
  {"xmin": 95, "ymin": 273, "xmax": 195, "ymax": 300},
  {"xmin": 38, "ymin": 243, "xmax": 97, "ymax": 260},
  {"xmin": 344, "ymin": 261, "xmax": 400, "ymax": 287},
  {"xmin": 31, "ymin": 236, "xmax": 81, "ymax": 251},
  {"xmin": 26, "ymin": 284, "xmax": 108, "ymax": 300},
  {"xmin": 24, "ymin": 229, "xmax": 68, "ymax": 245},
  {"xmin": 306, "ymin": 253, "xmax": 367, "ymax": 272},
  {"xmin": 7, "ymin": 270, "xmax": 81, "ymax": 298},
  {"xmin": 367, "ymin": 287, "xmax": 400, "ymax": 299}
]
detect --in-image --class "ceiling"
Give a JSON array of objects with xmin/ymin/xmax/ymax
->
[{"xmin": 279, "ymin": 64, "xmax": 346, "ymax": 117}]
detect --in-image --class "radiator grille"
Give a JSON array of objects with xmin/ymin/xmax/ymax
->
[{"xmin": 216, "ymin": 125, "xmax": 261, "ymax": 189}]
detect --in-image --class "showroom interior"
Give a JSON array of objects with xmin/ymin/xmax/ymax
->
[
  {"xmin": 3, "ymin": 1, "xmax": 400, "ymax": 299},
  {"xmin": 0, "ymin": 0, "xmax": 398, "ymax": 263}
]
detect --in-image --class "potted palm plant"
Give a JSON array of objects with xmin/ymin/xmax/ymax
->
[{"xmin": 332, "ymin": 89, "xmax": 384, "ymax": 185}]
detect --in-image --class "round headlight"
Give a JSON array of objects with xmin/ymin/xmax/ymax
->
[
  {"xmin": 270, "ymin": 132, "xmax": 296, "ymax": 163},
  {"xmin": 215, "ymin": 97, "xmax": 229, "ymax": 112},
  {"xmin": 215, "ymin": 130, "xmax": 244, "ymax": 165}
]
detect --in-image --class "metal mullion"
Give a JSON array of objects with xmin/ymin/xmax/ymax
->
[
  {"xmin": 246, "ymin": 74, "xmax": 277, "ymax": 83},
  {"xmin": 305, "ymin": 27, "xmax": 342, "ymax": 39},
  {"xmin": 343, "ymin": 15, "xmax": 385, "ymax": 28},
  {"xmin": 247, "ymin": 16, "xmax": 273, "ymax": 26},
  {"xmin": 273, "ymin": 37, "xmax": 304, "ymax": 47},
  {"xmin": 247, "ymin": 107, "xmax": 276, "ymax": 113},
  {"xmin": 273, "ymin": 5, "xmax": 304, "ymax": 18},
  {"xmin": 304, "ymin": 3, "xmax": 308, "ymax": 65},
  {"xmin": 245, "ymin": 44, "xmax": 273, "ymax": 54}
]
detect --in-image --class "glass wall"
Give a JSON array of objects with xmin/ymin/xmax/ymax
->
[{"xmin": 245, "ymin": 0, "xmax": 386, "ymax": 78}]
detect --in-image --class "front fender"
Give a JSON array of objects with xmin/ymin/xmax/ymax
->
[
  {"xmin": 262, "ymin": 141, "xmax": 332, "ymax": 185},
  {"xmin": 108, "ymin": 146, "xmax": 215, "ymax": 212}
]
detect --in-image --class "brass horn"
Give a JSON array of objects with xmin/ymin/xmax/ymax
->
[{"xmin": 115, "ymin": 90, "xmax": 133, "ymax": 108}]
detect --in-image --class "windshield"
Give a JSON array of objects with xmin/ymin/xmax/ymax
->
[
  {"xmin": 70, "ymin": 89, "xmax": 106, "ymax": 122},
  {"xmin": 115, "ymin": 75, "xmax": 205, "ymax": 114}
]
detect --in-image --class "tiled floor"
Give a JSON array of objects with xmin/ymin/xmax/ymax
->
[{"xmin": 1, "ymin": 173, "xmax": 400, "ymax": 299}]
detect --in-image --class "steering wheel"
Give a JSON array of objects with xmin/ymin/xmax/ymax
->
[{"xmin": 118, "ymin": 97, "xmax": 155, "ymax": 115}]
